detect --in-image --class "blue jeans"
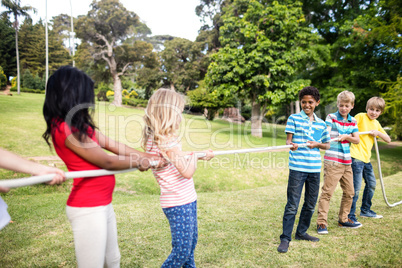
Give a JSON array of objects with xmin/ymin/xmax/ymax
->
[
  {"xmin": 349, "ymin": 158, "xmax": 377, "ymax": 220},
  {"xmin": 162, "ymin": 201, "xmax": 198, "ymax": 268},
  {"xmin": 280, "ymin": 170, "xmax": 320, "ymax": 242}
]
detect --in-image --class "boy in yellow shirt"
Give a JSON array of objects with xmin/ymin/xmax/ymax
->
[{"xmin": 348, "ymin": 97, "xmax": 391, "ymax": 222}]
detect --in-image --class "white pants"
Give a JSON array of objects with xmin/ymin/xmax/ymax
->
[{"xmin": 66, "ymin": 203, "xmax": 120, "ymax": 268}]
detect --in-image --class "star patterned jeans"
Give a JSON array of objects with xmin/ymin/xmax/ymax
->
[{"xmin": 162, "ymin": 201, "xmax": 198, "ymax": 268}]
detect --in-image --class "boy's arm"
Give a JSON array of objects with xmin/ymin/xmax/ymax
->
[
  {"xmin": 307, "ymin": 125, "xmax": 331, "ymax": 149},
  {"xmin": 307, "ymin": 141, "xmax": 330, "ymax": 150},
  {"xmin": 338, "ymin": 132, "xmax": 360, "ymax": 144},
  {"xmin": 286, "ymin": 133, "xmax": 298, "ymax": 151},
  {"xmin": 370, "ymin": 130, "xmax": 391, "ymax": 143}
]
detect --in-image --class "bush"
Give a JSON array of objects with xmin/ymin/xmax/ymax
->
[
  {"xmin": 122, "ymin": 89, "xmax": 129, "ymax": 97},
  {"xmin": 106, "ymin": 90, "xmax": 114, "ymax": 97},
  {"xmin": 0, "ymin": 66, "xmax": 7, "ymax": 89},
  {"xmin": 129, "ymin": 90, "xmax": 138, "ymax": 98},
  {"xmin": 122, "ymin": 97, "xmax": 148, "ymax": 107},
  {"xmin": 22, "ymin": 69, "xmax": 45, "ymax": 90},
  {"xmin": 10, "ymin": 87, "xmax": 45, "ymax": 94}
]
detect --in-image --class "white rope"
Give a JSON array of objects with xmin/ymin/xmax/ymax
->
[
  {"xmin": 0, "ymin": 130, "xmax": 383, "ymax": 190},
  {"xmin": 195, "ymin": 131, "xmax": 372, "ymax": 158},
  {"xmin": 0, "ymin": 168, "xmax": 140, "ymax": 189},
  {"xmin": 374, "ymin": 137, "xmax": 402, "ymax": 207}
]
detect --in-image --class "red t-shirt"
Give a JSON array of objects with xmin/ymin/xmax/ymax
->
[{"xmin": 52, "ymin": 121, "xmax": 115, "ymax": 207}]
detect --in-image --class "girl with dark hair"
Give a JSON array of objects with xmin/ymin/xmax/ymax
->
[{"xmin": 43, "ymin": 66, "xmax": 164, "ymax": 268}]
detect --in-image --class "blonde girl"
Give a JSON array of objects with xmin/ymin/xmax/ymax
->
[{"xmin": 143, "ymin": 88, "xmax": 213, "ymax": 267}]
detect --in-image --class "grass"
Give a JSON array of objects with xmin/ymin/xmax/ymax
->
[{"xmin": 0, "ymin": 93, "xmax": 401, "ymax": 267}]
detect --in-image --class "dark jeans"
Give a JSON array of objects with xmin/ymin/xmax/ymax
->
[
  {"xmin": 280, "ymin": 170, "xmax": 320, "ymax": 242},
  {"xmin": 162, "ymin": 201, "xmax": 198, "ymax": 268},
  {"xmin": 348, "ymin": 158, "xmax": 377, "ymax": 220}
]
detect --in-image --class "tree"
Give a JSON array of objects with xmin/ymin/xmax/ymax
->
[
  {"xmin": 187, "ymin": 80, "xmax": 236, "ymax": 120},
  {"xmin": 0, "ymin": 17, "xmax": 16, "ymax": 80},
  {"xmin": 18, "ymin": 19, "xmax": 70, "ymax": 76},
  {"xmin": 205, "ymin": 0, "xmax": 319, "ymax": 137},
  {"xmin": 160, "ymin": 38, "xmax": 206, "ymax": 92},
  {"xmin": 300, "ymin": 0, "xmax": 401, "ymax": 112},
  {"xmin": 1, "ymin": 0, "xmax": 35, "ymax": 94},
  {"xmin": 75, "ymin": 0, "xmax": 142, "ymax": 106},
  {"xmin": 127, "ymin": 40, "xmax": 161, "ymax": 98},
  {"xmin": 377, "ymin": 76, "xmax": 402, "ymax": 140},
  {"xmin": 51, "ymin": 13, "xmax": 78, "ymax": 57}
]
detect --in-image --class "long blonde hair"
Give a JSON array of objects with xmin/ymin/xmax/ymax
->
[{"xmin": 142, "ymin": 88, "xmax": 185, "ymax": 150}]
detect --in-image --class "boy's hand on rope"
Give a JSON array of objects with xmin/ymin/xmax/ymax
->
[
  {"xmin": 306, "ymin": 141, "xmax": 320, "ymax": 149},
  {"xmin": 337, "ymin": 134, "xmax": 350, "ymax": 142},
  {"xmin": 370, "ymin": 130, "xmax": 381, "ymax": 137},
  {"xmin": 289, "ymin": 142, "xmax": 298, "ymax": 151}
]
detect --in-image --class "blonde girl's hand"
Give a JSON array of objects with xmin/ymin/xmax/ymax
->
[
  {"xmin": 42, "ymin": 167, "xmax": 66, "ymax": 185},
  {"xmin": 199, "ymin": 149, "xmax": 214, "ymax": 161}
]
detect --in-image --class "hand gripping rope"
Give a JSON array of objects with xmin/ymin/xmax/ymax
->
[{"xmin": 0, "ymin": 131, "xmax": 400, "ymax": 207}]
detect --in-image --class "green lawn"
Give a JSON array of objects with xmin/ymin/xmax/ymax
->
[{"xmin": 0, "ymin": 93, "xmax": 401, "ymax": 267}]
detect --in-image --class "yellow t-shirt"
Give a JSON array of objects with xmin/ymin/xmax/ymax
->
[{"xmin": 350, "ymin": 113, "xmax": 387, "ymax": 163}]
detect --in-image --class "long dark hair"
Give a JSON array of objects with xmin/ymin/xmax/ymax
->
[{"xmin": 42, "ymin": 66, "xmax": 97, "ymax": 146}]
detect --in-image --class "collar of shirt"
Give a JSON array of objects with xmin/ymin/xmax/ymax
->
[
  {"xmin": 300, "ymin": 110, "xmax": 319, "ymax": 122},
  {"xmin": 335, "ymin": 111, "xmax": 352, "ymax": 122}
]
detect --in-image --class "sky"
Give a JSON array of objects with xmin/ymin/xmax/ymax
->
[{"xmin": 12, "ymin": 0, "xmax": 205, "ymax": 41}]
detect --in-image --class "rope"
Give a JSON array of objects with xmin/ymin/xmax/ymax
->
[
  {"xmin": 374, "ymin": 137, "xmax": 402, "ymax": 207},
  {"xmin": 0, "ymin": 168, "xmax": 141, "ymax": 189},
  {"xmin": 2, "ymin": 128, "xmax": 400, "ymax": 208}
]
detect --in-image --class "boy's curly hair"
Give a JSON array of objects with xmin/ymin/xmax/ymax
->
[{"xmin": 299, "ymin": 86, "xmax": 320, "ymax": 102}]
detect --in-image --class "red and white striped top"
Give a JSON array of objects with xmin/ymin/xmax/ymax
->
[{"xmin": 146, "ymin": 137, "xmax": 197, "ymax": 208}]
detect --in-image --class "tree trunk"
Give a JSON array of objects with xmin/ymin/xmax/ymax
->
[
  {"xmin": 112, "ymin": 74, "xmax": 122, "ymax": 106},
  {"xmin": 251, "ymin": 101, "xmax": 263, "ymax": 138},
  {"xmin": 15, "ymin": 28, "xmax": 20, "ymax": 95},
  {"xmin": 295, "ymin": 100, "xmax": 300, "ymax": 113}
]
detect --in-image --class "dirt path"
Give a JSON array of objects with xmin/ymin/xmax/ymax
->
[{"xmin": 378, "ymin": 141, "xmax": 402, "ymax": 149}]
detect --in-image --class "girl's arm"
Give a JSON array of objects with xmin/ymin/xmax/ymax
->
[
  {"xmin": 165, "ymin": 146, "xmax": 198, "ymax": 179},
  {"xmin": 0, "ymin": 148, "xmax": 66, "ymax": 188},
  {"xmin": 65, "ymin": 133, "xmax": 157, "ymax": 171},
  {"xmin": 96, "ymin": 132, "xmax": 165, "ymax": 168}
]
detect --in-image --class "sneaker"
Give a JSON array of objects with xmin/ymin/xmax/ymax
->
[
  {"xmin": 349, "ymin": 216, "xmax": 361, "ymax": 225},
  {"xmin": 295, "ymin": 233, "xmax": 320, "ymax": 242},
  {"xmin": 338, "ymin": 219, "xmax": 363, "ymax": 228},
  {"xmin": 317, "ymin": 224, "xmax": 328, "ymax": 235},
  {"xmin": 360, "ymin": 211, "xmax": 383, "ymax": 219},
  {"xmin": 348, "ymin": 217, "xmax": 361, "ymax": 225},
  {"xmin": 277, "ymin": 240, "xmax": 289, "ymax": 253}
]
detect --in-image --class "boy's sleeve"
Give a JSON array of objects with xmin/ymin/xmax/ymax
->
[
  {"xmin": 351, "ymin": 117, "xmax": 359, "ymax": 133},
  {"xmin": 285, "ymin": 115, "xmax": 295, "ymax": 134},
  {"xmin": 321, "ymin": 126, "xmax": 331, "ymax": 143},
  {"xmin": 325, "ymin": 114, "xmax": 333, "ymax": 127},
  {"xmin": 376, "ymin": 121, "xmax": 387, "ymax": 135}
]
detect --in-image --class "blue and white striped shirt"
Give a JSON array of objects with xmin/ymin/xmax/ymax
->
[{"xmin": 285, "ymin": 111, "xmax": 330, "ymax": 173}]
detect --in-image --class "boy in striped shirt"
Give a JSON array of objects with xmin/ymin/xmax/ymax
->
[
  {"xmin": 277, "ymin": 86, "xmax": 330, "ymax": 253},
  {"xmin": 316, "ymin": 91, "xmax": 362, "ymax": 235}
]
